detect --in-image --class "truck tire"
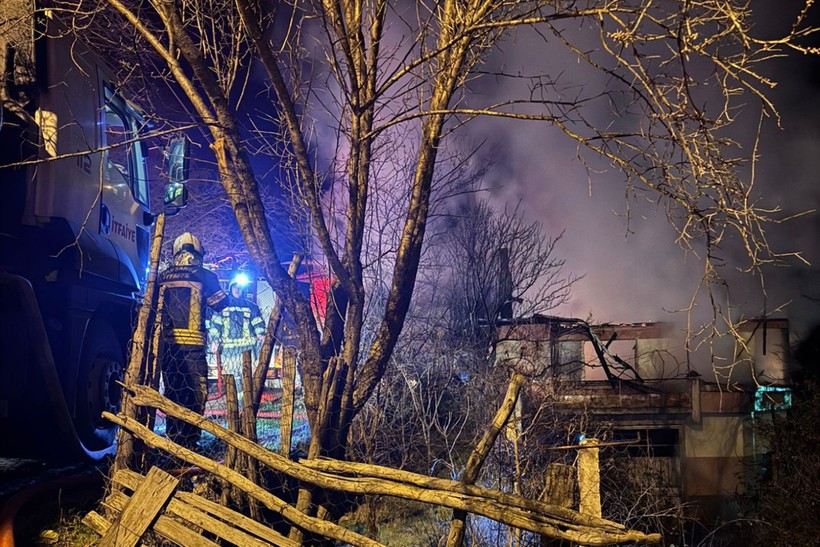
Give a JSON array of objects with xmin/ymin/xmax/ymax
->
[{"xmin": 75, "ymin": 320, "xmax": 123, "ymax": 454}]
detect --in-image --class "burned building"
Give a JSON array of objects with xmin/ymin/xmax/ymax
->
[{"xmin": 495, "ymin": 316, "xmax": 793, "ymax": 523}]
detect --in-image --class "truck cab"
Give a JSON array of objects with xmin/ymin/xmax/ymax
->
[{"xmin": 0, "ymin": 2, "xmax": 178, "ymax": 461}]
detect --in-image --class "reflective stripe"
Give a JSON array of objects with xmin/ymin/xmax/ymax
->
[
  {"xmin": 251, "ymin": 316, "xmax": 266, "ymax": 337},
  {"xmin": 168, "ymin": 328, "xmax": 206, "ymax": 346},
  {"xmin": 222, "ymin": 339, "xmax": 258, "ymax": 349},
  {"xmin": 207, "ymin": 290, "xmax": 228, "ymax": 308},
  {"xmin": 190, "ymin": 285, "xmax": 202, "ymax": 332}
]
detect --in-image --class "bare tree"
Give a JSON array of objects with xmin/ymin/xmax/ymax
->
[
  {"xmin": 53, "ymin": 0, "xmax": 818, "ymax": 537},
  {"xmin": 344, "ymin": 198, "xmax": 576, "ymax": 542},
  {"xmin": 440, "ymin": 200, "xmax": 576, "ymax": 333}
]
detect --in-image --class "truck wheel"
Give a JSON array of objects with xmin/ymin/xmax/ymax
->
[{"xmin": 75, "ymin": 320, "xmax": 124, "ymax": 455}]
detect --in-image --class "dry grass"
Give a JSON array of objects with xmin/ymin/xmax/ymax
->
[
  {"xmin": 12, "ymin": 481, "xmax": 103, "ymax": 546},
  {"xmin": 339, "ymin": 497, "xmax": 449, "ymax": 546}
]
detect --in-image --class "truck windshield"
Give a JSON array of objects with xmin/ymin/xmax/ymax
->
[{"xmin": 103, "ymin": 85, "xmax": 149, "ymax": 207}]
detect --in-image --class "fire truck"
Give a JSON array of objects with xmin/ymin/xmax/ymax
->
[{"xmin": 0, "ymin": 2, "xmax": 187, "ymax": 461}]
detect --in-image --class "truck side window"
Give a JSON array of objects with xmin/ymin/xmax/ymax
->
[
  {"xmin": 103, "ymin": 107, "xmax": 129, "ymax": 192},
  {"xmin": 126, "ymin": 104, "xmax": 150, "ymax": 207},
  {"xmin": 103, "ymin": 85, "xmax": 150, "ymax": 208}
]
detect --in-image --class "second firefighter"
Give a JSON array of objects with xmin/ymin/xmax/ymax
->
[{"xmin": 209, "ymin": 280, "xmax": 266, "ymax": 399}]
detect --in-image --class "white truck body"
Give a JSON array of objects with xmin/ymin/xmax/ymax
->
[{"xmin": 0, "ymin": 1, "xmax": 164, "ymax": 460}]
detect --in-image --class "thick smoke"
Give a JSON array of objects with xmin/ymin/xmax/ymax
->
[{"xmin": 466, "ymin": 8, "xmax": 820, "ymax": 343}]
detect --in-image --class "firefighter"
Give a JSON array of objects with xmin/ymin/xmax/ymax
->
[
  {"xmin": 158, "ymin": 232, "xmax": 228, "ymax": 450},
  {"xmin": 209, "ymin": 278, "xmax": 266, "ymax": 400}
]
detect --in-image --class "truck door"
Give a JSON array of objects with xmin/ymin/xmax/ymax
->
[{"xmin": 100, "ymin": 83, "xmax": 151, "ymax": 289}]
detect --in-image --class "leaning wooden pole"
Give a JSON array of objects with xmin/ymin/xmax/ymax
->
[
  {"xmin": 447, "ymin": 371, "xmax": 525, "ymax": 547},
  {"xmin": 113, "ymin": 212, "xmax": 166, "ymax": 473},
  {"xmin": 142, "ymin": 281, "xmax": 167, "ymax": 462}
]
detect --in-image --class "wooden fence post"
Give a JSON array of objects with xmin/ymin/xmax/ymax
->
[
  {"xmin": 577, "ymin": 438, "xmax": 602, "ymax": 518},
  {"xmin": 279, "ymin": 347, "xmax": 297, "ymax": 457}
]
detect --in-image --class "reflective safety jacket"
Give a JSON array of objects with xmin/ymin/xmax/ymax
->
[
  {"xmin": 159, "ymin": 265, "xmax": 228, "ymax": 346},
  {"xmin": 209, "ymin": 297, "xmax": 265, "ymax": 350}
]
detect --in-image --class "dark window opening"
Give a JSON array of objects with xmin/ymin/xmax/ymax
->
[{"xmin": 613, "ymin": 428, "xmax": 679, "ymax": 458}]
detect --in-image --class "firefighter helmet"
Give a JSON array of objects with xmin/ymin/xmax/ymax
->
[{"xmin": 173, "ymin": 232, "xmax": 205, "ymax": 257}]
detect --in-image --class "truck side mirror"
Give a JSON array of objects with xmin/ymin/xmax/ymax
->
[
  {"xmin": 163, "ymin": 136, "xmax": 189, "ymax": 208},
  {"xmin": 166, "ymin": 136, "xmax": 189, "ymax": 184}
]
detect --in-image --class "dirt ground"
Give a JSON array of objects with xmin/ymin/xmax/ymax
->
[{"xmin": 0, "ymin": 459, "xmax": 106, "ymax": 547}]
